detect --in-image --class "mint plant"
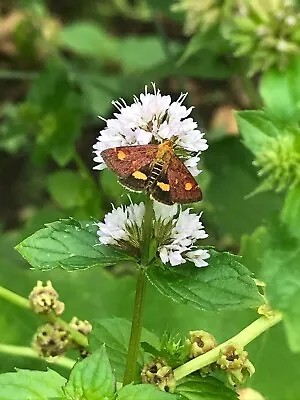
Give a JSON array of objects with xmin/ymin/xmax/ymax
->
[
  {"xmin": 0, "ymin": 84, "xmax": 284, "ymax": 400},
  {"xmin": 0, "ymin": 1, "xmax": 300, "ymax": 399}
]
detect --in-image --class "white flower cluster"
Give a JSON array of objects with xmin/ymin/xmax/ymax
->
[
  {"xmin": 97, "ymin": 202, "xmax": 210, "ymax": 268},
  {"xmin": 93, "ymin": 83, "xmax": 208, "ymax": 176}
]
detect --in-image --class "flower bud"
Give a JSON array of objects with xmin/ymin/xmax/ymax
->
[
  {"xmin": 32, "ymin": 322, "xmax": 70, "ymax": 358},
  {"xmin": 254, "ymin": 134, "xmax": 300, "ymax": 193},
  {"xmin": 223, "ymin": 0, "xmax": 300, "ymax": 74},
  {"xmin": 141, "ymin": 359, "xmax": 176, "ymax": 393},
  {"xmin": 69, "ymin": 317, "xmax": 92, "ymax": 336},
  {"xmin": 29, "ymin": 280, "xmax": 65, "ymax": 316},
  {"xmin": 257, "ymin": 304, "xmax": 275, "ymax": 318},
  {"xmin": 217, "ymin": 343, "xmax": 255, "ymax": 386},
  {"xmin": 187, "ymin": 330, "xmax": 217, "ymax": 358},
  {"xmin": 172, "ymin": 0, "xmax": 231, "ymax": 35},
  {"xmin": 238, "ymin": 387, "xmax": 265, "ymax": 400}
]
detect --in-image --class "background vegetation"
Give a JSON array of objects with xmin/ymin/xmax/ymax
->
[{"xmin": 1, "ymin": 1, "xmax": 300, "ymax": 399}]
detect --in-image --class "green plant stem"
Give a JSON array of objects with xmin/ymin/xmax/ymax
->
[
  {"xmin": 174, "ymin": 311, "xmax": 283, "ymax": 381},
  {"xmin": 123, "ymin": 198, "xmax": 153, "ymax": 385},
  {"xmin": 141, "ymin": 197, "xmax": 154, "ymax": 264},
  {"xmin": 0, "ymin": 344, "xmax": 75, "ymax": 369},
  {"xmin": 0, "ymin": 285, "xmax": 31, "ymax": 310},
  {"xmin": 0, "ymin": 284, "xmax": 88, "ymax": 348},
  {"xmin": 123, "ymin": 270, "xmax": 147, "ymax": 385}
]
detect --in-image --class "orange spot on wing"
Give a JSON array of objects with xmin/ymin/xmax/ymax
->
[
  {"xmin": 117, "ymin": 150, "xmax": 126, "ymax": 160},
  {"xmin": 185, "ymin": 182, "xmax": 193, "ymax": 191},
  {"xmin": 157, "ymin": 182, "xmax": 170, "ymax": 191},
  {"xmin": 132, "ymin": 171, "xmax": 147, "ymax": 180}
]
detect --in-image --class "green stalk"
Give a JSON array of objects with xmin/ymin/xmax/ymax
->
[
  {"xmin": 0, "ymin": 285, "xmax": 31, "ymax": 310},
  {"xmin": 0, "ymin": 344, "xmax": 75, "ymax": 369},
  {"xmin": 174, "ymin": 311, "xmax": 283, "ymax": 381},
  {"xmin": 141, "ymin": 197, "xmax": 154, "ymax": 265},
  {"xmin": 123, "ymin": 197, "xmax": 154, "ymax": 385}
]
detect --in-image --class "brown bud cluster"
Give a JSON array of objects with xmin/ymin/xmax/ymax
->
[
  {"xmin": 187, "ymin": 330, "xmax": 217, "ymax": 358},
  {"xmin": 217, "ymin": 342, "xmax": 255, "ymax": 386},
  {"xmin": 32, "ymin": 322, "xmax": 70, "ymax": 358},
  {"xmin": 69, "ymin": 317, "xmax": 92, "ymax": 336},
  {"xmin": 29, "ymin": 280, "xmax": 65, "ymax": 316},
  {"xmin": 141, "ymin": 359, "xmax": 176, "ymax": 393}
]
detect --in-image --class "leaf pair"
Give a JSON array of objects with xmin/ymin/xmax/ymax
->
[
  {"xmin": 0, "ymin": 346, "xmax": 237, "ymax": 399},
  {"xmin": 16, "ymin": 219, "xmax": 263, "ymax": 312}
]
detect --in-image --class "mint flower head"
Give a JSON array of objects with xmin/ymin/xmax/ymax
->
[
  {"xmin": 93, "ymin": 83, "xmax": 208, "ymax": 177},
  {"xmin": 96, "ymin": 201, "xmax": 210, "ymax": 267},
  {"xmin": 224, "ymin": 0, "xmax": 300, "ymax": 74},
  {"xmin": 172, "ymin": 0, "xmax": 230, "ymax": 35}
]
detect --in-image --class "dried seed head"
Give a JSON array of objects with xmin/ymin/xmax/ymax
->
[
  {"xmin": 69, "ymin": 317, "xmax": 92, "ymax": 336},
  {"xmin": 32, "ymin": 322, "xmax": 70, "ymax": 358},
  {"xmin": 187, "ymin": 330, "xmax": 217, "ymax": 358},
  {"xmin": 217, "ymin": 343, "xmax": 255, "ymax": 386},
  {"xmin": 29, "ymin": 280, "xmax": 65, "ymax": 316},
  {"xmin": 141, "ymin": 359, "xmax": 176, "ymax": 393}
]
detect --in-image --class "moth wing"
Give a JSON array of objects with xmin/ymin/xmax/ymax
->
[
  {"xmin": 149, "ymin": 171, "xmax": 173, "ymax": 205},
  {"xmin": 119, "ymin": 164, "xmax": 152, "ymax": 192},
  {"xmin": 167, "ymin": 155, "xmax": 202, "ymax": 204},
  {"xmin": 101, "ymin": 144, "xmax": 158, "ymax": 177}
]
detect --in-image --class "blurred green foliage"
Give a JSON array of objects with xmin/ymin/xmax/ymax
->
[{"xmin": 1, "ymin": 0, "xmax": 300, "ymax": 399}]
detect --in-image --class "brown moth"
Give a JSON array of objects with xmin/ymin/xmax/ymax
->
[{"xmin": 101, "ymin": 139, "xmax": 202, "ymax": 205}]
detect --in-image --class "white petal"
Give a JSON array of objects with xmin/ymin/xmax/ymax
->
[
  {"xmin": 153, "ymin": 201, "xmax": 178, "ymax": 222},
  {"xmin": 159, "ymin": 247, "xmax": 169, "ymax": 264},
  {"xmin": 96, "ymin": 203, "xmax": 145, "ymax": 247},
  {"xmin": 186, "ymin": 249, "xmax": 210, "ymax": 268},
  {"xmin": 169, "ymin": 251, "xmax": 186, "ymax": 266}
]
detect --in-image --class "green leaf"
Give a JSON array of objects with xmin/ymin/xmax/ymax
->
[
  {"xmin": 47, "ymin": 171, "xmax": 85, "ymax": 209},
  {"xmin": 178, "ymin": 28, "xmax": 228, "ymax": 65},
  {"xmin": 281, "ymin": 185, "xmax": 300, "ymax": 240},
  {"xmin": 63, "ymin": 346, "xmax": 115, "ymax": 400},
  {"xmin": 240, "ymin": 226, "xmax": 269, "ymax": 276},
  {"xmin": 146, "ymin": 51, "xmax": 231, "ymax": 80},
  {"xmin": 236, "ymin": 110, "xmax": 280, "ymax": 155},
  {"xmin": 15, "ymin": 218, "xmax": 134, "ymax": 270},
  {"xmin": 77, "ymin": 73, "xmax": 120, "ymax": 116},
  {"xmin": 119, "ymin": 36, "xmax": 179, "ymax": 73},
  {"xmin": 146, "ymin": 250, "xmax": 263, "ymax": 311},
  {"xmin": 203, "ymin": 137, "xmax": 281, "ymax": 241},
  {"xmin": 0, "ymin": 369, "xmax": 66, "ymax": 400},
  {"xmin": 89, "ymin": 317, "xmax": 159, "ymax": 380},
  {"xmin": 258, "ymin": 223, "xmax": 300, "ymax": 352},
  {"xmin": 47, "ymin": 170, "xmax": 101, "ymax": 218},
  {"xmin": 243, "ymin": 221, "xmax": 300, "ymax": 353},
  {"xmin": 60, "ymin": 22, "xmax": 118, "ymax": 59},
  {"xmin": 260, "ymin": 57, "xmax": 300, "ymax": 122},
  {"xmin": 176, "ymin": 376, "xmax": 237, "ymax": 400},
  {"xmin": 116, "ymin": 384, "xmax": 176, "ymax": 400},
  {"xmin": 25, "ymin": 61, "xmax": 84, "ymax": 166}
]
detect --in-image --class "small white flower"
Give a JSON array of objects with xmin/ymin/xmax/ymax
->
[
  {"xmin": 153, "ymin": 201, "xmax": 178, "ymax": 223},
  {"xmin": 96, "ymin": 203, "xmax": 145, "ymax": 247},
  {"xmin": 96, "ymin": 201, "xmax": 209, "ymax": 268},
  {"xmin": 186, "ymin": 249, "xmax": 210, "ymax": 267},
  {"xmin": 157, "ymin": 208, "xmax": 209, "ymax": 267},
  {"xmin": 93, "ymin": 84, "xmax": 208, "ymax": 175}
]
